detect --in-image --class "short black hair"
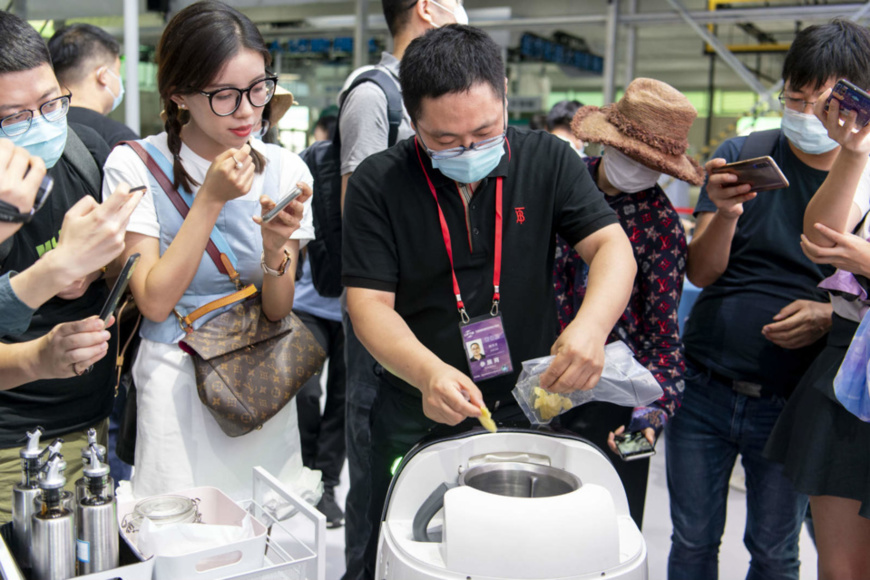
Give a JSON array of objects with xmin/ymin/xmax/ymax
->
[
  {"xmin": 783, "ymin": 19, "xmax": 870, "ymax": 92},
  {"xmin": 382, "ymin": 0, "xmax": 415, "ymax": 37},
  {"xmin": 400, "ymin": 25, "xmax": 505, "ymax": 123},
  {"xmin": 315, "ymin": 115, "xmax": 337, "ymax": 141},
  {"xmin": 0, "ymin": 11, "xmax": 52, "ymax": 75},
  {"xmin": 49, "ymin": 24, "xmax": 121, "ymax": 86},
  {"xmin": 546, "ymin": 100, "xmax": 582, "ymax": 132}
]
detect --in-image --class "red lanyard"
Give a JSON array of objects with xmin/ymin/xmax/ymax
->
[{"xmin": 414, "ymin": 138, "xmax": 503, "ymax": 323}]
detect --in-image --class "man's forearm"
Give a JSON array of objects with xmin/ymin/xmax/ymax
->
[
  {"xmin": 347, "ymin": 289, "xmax": 448, "ymax": 391},
  {"xmin": 686, "ymin": 212, "xmax": 738, "ymax": 287},
  {"xmin": 8, "ymin": 251, "xmax": 77, "ymax": 310},
  {"xmin": 0, "ymin": 340, "xmax": 43, "ymax": 391}
]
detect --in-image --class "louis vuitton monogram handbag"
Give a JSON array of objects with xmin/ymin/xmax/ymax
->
[
  {"xmin": 125, "ymin": 140, "xmax": 325, "ymax": 438},
  {"xmin": 178, "ymin": 288, "xmax": 325, "ymax": 438}
]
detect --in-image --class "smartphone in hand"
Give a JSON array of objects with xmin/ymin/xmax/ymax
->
[
  {"xmin": 98, "ymin": 253, "xmax": 140, "ymax": 322},
  {"xmin": 825, "ymin": 79, "xmax": 870, "ymax": 127},
  {"xmin": 614, "ymin": 431, "xmax": 656, "ymax": 462},
  {"xmin": 710, "ymin": 156, "xmax": 789, "ymax": 193},
  {"xmin": 262, "ymin": 187, "xmax": 302, "ymax": 223}
]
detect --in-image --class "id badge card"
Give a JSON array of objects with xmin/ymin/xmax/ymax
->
[{"xmin": 460, "ymin": 313, "xmax": 514, "ymax": 382}]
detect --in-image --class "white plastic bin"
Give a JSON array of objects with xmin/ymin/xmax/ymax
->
[{"xmin": 118, "ymin": 486, "xmax": 269, "ymax": 580}]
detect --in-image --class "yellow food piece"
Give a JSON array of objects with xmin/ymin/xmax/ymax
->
[
  {"xmin": 533, "ymin": 387, "xmax": 572, "ymax": 420},
  {"xmin": 478, "ymin": 405, "xmax": 497, "ymax": 433}
]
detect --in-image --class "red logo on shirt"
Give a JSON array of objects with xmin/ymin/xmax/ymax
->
[{"xmin": 515, "ymin": 207, "xmax": 526, "ymax": 224}]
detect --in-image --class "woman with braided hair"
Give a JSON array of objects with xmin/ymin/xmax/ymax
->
[{"xmin": 101, "ymin": 0, "xmax": 315, "ymax": 499}]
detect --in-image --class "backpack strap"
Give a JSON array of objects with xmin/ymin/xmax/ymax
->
[
  {"xmin": 339, "ymin": 68, "xmax": 404, "ymax": 148},
  {"xmin": 738, "ymin": 129, "xmax": 780, "ymax": 162},
  {"xmin": 62, "ymin": 128, "xmax": 103, "ymax": 200}
]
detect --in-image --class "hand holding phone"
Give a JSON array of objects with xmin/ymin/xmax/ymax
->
[
  {"xmin": 710, "ymin": 156, "xmax": 789, "ymax": 193},
  {"xmin": 99, "ymin": 253, "xmax": 140, "ymax": 321},
  {"xmin": 262, "ymin": 187, "xmax": 302, "ymax": 223},
  {"xmin": 614, "ymin": 431, "xmax": 656, "ymax": 462},
  {"xmin": 824, "ymin": 79, "xmax": 870, "ymax": 128}
]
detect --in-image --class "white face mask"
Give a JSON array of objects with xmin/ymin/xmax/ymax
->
[
  {"xmin": 602, "ymin": 145, "xmax": 661, "ymax": 193},
  {"xmin": 780, "ymin": 107, "xmax": 839, "ymax": 155},
  {"xmin": 430, "ymin": 0, "xmax": 469, "ymax": 26},
  {"xmin": 102, "ymin": 67, "xmax": 125, "ymax": 113}
]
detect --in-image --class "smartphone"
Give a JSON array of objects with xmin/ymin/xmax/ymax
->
[
  {"xmin": 98, "ymin": 253, "xmax": 140, "ymax": 322},
  {"xmin": 710, "ymin": 155, "xmax": 789, "ymax": 192},
  {"xmin": 262, "ymin": 187, "xmax": 301, "ymax": 222},
  {"xmin": 614, "ymin": 431, "xmax": 656, "ymax": 462},
  {"xmin": 824, "ymin": 79, "xmax": 870, "ymax": 127}
]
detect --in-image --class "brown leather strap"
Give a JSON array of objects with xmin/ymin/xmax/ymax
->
[
  {"xmin": 120, "ymin": 140, "xmax": 252, "ymax": 331},
  {"xmin": 114, "ymin": 295, "xmax": 141, "ymax": 396},
  {"xmin": 175, "ymin": 284, "xmax": 258, "ymax": 333},
  {"xmin": 121, "ymin": 140, "xmax": 229, "ymax": 277}
]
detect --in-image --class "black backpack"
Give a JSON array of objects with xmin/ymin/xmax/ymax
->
[
  {"xmin": 300, "ymin": 69, "xmax": 403, "ymax": 298},
  {"xmin": 737, "ymin": 128, "xmax": 780, "ymax": 161}
]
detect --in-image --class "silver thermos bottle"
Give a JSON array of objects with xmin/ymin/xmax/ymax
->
[
  {"xmin": 11, "ymin": 431, "xmax": 61, "ymax": 571},
  {"xmin": 31, "ymin": 455, "xmax": 76, "ymax": 580},
  {"xmin": 75, "ymin": 429, "xmax": 108, "ymax": 503},
  {"xmin": 76, "ymin": 445, "xmax": 118, "ymax": 574}
]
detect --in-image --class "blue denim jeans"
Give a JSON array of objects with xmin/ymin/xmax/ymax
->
[{"xmin": 666, "ymin": 361, "xmax": 808, "ymax": 580}]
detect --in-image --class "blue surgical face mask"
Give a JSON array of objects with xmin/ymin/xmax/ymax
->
[
  {"xmin": 431, "ymin": 143, "xmax": 505, "ymax": 184},
  {"xmin": 780, "ymin": 107, "xmax": 838, "ymax": 155},
  {"xmin": 103, "ymin": 67, "xmax": 125, "ymax": 113},
  {"xmin": 9, "ymin": 115, "xmax": 68, "ymax": 169}
]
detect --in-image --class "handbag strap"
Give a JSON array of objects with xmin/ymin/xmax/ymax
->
[
  {"xmin": 177, "ymin": 284, "xmax": 258, "ymax": 331},
  {"xmin": 121, "ymin": 141, "xmax": 241, "ymax": 286},
  {"xmin": 121, "ymin": 140, "xmax": 257, "ymax": 334},
  {"xmin": 114, "ymin": 295, "xmax": 141, "ymax": 396}
]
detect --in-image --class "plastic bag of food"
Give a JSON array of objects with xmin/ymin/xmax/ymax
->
[{"xmin": 512, "ymin": 341, "xmax": 662, "ymax": 425}]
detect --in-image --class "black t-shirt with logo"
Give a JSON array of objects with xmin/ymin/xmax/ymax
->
[
  {"xmin": 342, "ymin": 127, "xmax": 618, "ymax": 402},
  {"xmin": 0, "ymin": 124, "xmax": 116, "ymax": 448}
]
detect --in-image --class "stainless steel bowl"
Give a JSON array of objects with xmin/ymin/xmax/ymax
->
[{"xmin": 458, "ymin": 462, "xmax": 581, "ymax": 498}]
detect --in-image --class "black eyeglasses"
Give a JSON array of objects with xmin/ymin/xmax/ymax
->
[
  {"xmin": 198, "ymin": 77, "xmax": 278, "ymax": 117},
  {"xmin": 0, "ymin": 176, "xmax": 54, "ymax": 224},
  {"xmin": 0, "ymin": 94, "xmax": 71, "ymax": 138}
]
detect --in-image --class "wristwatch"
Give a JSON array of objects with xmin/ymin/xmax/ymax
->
[{"xmin": 260, "ymin": 249, "xmax": 292, "ymax": 277}]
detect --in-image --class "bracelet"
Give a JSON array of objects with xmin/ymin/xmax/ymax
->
[{"xmin": 261, "ymin": 249, "xmax": 292, "ymax": 277}]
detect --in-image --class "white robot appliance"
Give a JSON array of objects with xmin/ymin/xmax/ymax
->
[{"xmin": 376, "ymin": 428, "xmax": 648, "ymax": 579}]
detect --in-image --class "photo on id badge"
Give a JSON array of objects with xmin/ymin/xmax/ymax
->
[{"xmin": 461, "ymin": 314, "xmax": 513, "ymax": 383}]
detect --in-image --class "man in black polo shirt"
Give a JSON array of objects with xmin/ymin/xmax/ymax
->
[{"xmin": 342, "ymin": 25, "xmax": 636, "ymax": 577}]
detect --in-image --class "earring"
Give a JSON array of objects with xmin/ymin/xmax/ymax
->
[{"xmin": 179, "ymin": 104, "xmax": 187, "ymax": 110}]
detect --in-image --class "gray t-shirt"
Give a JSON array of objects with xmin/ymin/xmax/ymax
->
[{"xmin": 339, "ymin": 52, "xmax": 415, "ymax": 176}]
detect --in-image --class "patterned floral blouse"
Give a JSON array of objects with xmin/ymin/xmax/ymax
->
[{"xmin": 553, "ymin": 156, "xmax": 687, "ymax": 434}]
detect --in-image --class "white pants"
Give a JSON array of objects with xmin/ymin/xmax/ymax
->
[{"xmin": 131, "ymin": 338, "xmax": 309, "ymax": 501}]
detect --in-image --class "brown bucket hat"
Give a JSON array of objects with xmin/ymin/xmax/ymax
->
[
  {"xmin": 267, "ymin": 85, "xmax": 295, "ymax": 127},
  {"xmin": 572, "ymin": 78, "xmax": 705, "ymax": 186}
]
